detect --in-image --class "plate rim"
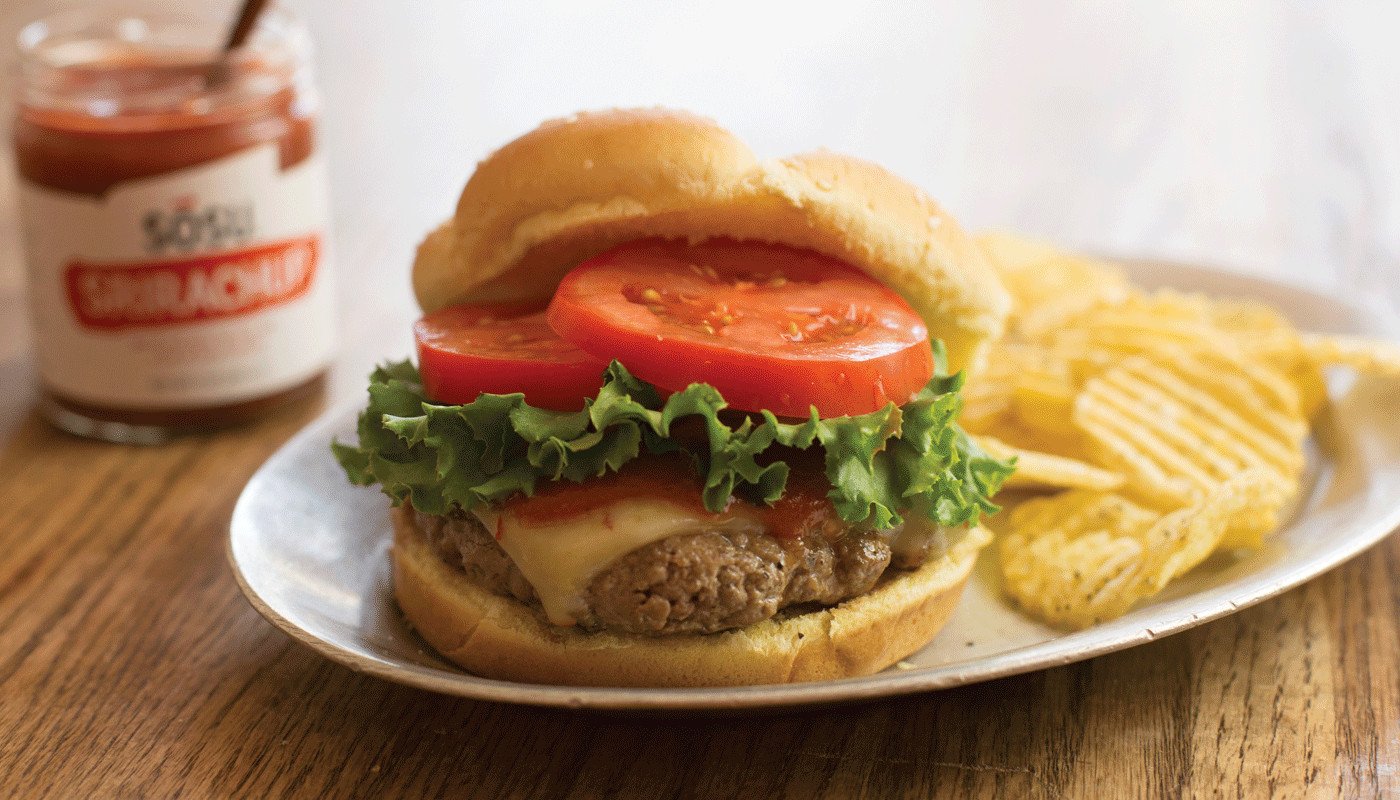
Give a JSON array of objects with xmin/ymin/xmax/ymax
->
[{"xmin": 228, "ymin": 258, "xmax": 1400, "ymax": 710}]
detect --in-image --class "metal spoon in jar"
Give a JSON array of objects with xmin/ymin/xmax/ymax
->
[{"xmin": 206, "ymin": 0, "xmax": 272, "ymax": 86}]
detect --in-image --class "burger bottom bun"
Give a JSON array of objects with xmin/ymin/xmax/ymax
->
[{"xmin": 391, "ymin": 507, "xmax": 991, "ymax": 688}]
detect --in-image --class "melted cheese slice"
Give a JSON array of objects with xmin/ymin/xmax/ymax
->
[
  {"xmin": 891, "ymin": 515, "xmax": 949, "ymax": 562},
  {"xmin": 472, "ymin": 500, "xmax": 751, "ymax": 626}
]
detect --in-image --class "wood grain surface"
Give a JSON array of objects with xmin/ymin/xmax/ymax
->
[{"xmin": 2, "ymin": 2, "xmax": 1399, "ymax": 797}]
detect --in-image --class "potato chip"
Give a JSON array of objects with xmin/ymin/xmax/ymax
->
[
  {"xmin": 1072, "ymin": 353, "xmax": 1303, "ymax": 543},
  {"xmin": 960, "ymin": 342, "xmax": 1036, "ymax": 433},
  {"xmin": 1205, "ymin": 297, "xmax": 1305, "ymax": 360},
  {"xmin": 1075, "ymin": 355, "xmax": 1305, "ymax": 482},
  {"xmin": 962, "ymin": 334, "xmax": 1091, "ymax": 455},
  {"xmin": 977, "ymin": 436, "xmax": 1124, "ymax": 492},
  {"xmin": 975, "ymin": 232, "xmax": 1132, "ymax": 336},
  {"xmin": 999, "ymin": 472, "xmax": 1275, "ymax": 628},
  {"xmin": 962, "ymin": 341, "xmax": 1083, "ymax": 448},
  {"xmin": 1010, "ymin": 367, "xmax": 1077, "ymax": 423},
  {"xmin": 1287, "ymin": 362, "xmax": 1330, "ymax": 423},
  {"xmin": 975, "ymin": 231, "xmax": 1069, "ymax": 273},
  {"xmin": 975, "ymin": 233, "xmax": 1400, "ymax": 629},
  {"xmin": 1047, "ymin": 294, "xmax": 1308, "ymax": 486},
  {"xmin": 1001, "ymin": 422, "xmax": 1091, "ymax": 462},
  {"xmin": 1176, "ymin": 296, "xmax": 1337, "ymax": 417},
  {"xmin": 1044, "ymin": 294, "xmax": 1305, "ymax": 391},
  {"xmin": 1300, "ymin": 333, "xmax": 1400, "ymax": 376}
]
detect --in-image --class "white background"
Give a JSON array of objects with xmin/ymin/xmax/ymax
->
[{"xmin": 2, "ymin": 1, "xmax": 1398, "ymax": 402}]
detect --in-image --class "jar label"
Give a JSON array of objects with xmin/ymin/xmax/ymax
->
[
  {"xmin": 64, "ymin": 236, "xmax": 321, "ymax": 331},
  {"xmin": 20, "ymin": 145, "xmax": 335, "ymax": 409}
]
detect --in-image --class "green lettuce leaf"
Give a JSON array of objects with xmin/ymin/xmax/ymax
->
[{"xmin": 332, "ymin": 353, "xmax": 1014, "ymax": 529}]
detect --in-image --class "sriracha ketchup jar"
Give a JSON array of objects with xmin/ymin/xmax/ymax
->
[{"xmin": 13, "ymin": 5, "xmax": 334, "ymax": 443}]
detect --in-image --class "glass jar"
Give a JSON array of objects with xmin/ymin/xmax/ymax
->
[{"xmin": 13, "ymin": 3, "xmax": 334, "ymax": 444}]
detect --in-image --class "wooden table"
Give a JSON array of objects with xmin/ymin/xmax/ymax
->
[{"xmin": 2, "ymin": 2, "xmax": 1398, "ymax": 796}]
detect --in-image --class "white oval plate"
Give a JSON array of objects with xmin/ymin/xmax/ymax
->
[{"xmin": 229, "ymin": 259, "xmax": 1400, "ymax": 711}]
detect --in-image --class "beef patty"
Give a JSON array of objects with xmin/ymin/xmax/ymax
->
[{"xmin": 410, "ymin": 504, "xmax": 942, "ymax": 636}]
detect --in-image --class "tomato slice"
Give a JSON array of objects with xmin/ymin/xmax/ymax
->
[
  {"xmin": 546, "ymin": 239, "xmax": 933, "ymax": 417},
  {"xmin": 414, "ymin": 302, "xmax": 606, "ymax": 410}
]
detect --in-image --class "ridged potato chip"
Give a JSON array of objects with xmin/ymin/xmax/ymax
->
[
  {"xmin": 977, "ymin": 436, "xmax": 1124, "ymax": 492},
  {"xmin": 999, "ymin": 472, "xmax": 1276, "ymax": 628},
  {"xmin": 1300, "ymin": 333, "xmax": 1400, "ymax": 376},
  {"xmin": 1205, "ymin": 297, "xmax": 1304, "ymax": 359},
  {"xmin": 976, "ymin": 232, "xmax": 1132, "ymax": 336},
  {"xmin": 976, "ymin": 231, "xmax": 1069, "ymax": 274},
  {"xmin": 1195, "ymin": 297, "xmax": 1331, "ymax": 416},
  {"xmin": 973, "ymin": 233, "xmax": 1400, "ymax": 628},
  {"xmin": 1072, "ymin": 352, "xmax": 1303, "ymax": 544},
  {"xmin": 963, "ymin": 340, "xmax": 1088, "ymax": 458},
  {"xmin": 960, "ymin": 342, "xmax": 1040, "ymax": 433}
]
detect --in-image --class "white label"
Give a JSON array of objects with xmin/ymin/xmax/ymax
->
[{"xmin": 19, "ymin": 145, "xmax": 335, "ymax": 409}]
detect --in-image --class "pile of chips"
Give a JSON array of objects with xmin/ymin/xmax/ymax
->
[{"xmin": 966, "ymin": 233, "xmax": 1400, "ymax": 629}]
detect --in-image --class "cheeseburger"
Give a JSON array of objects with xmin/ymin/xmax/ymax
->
[{"xmin": 334, "ymin": 109, "xmax": 1015, "ymax": 687}]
